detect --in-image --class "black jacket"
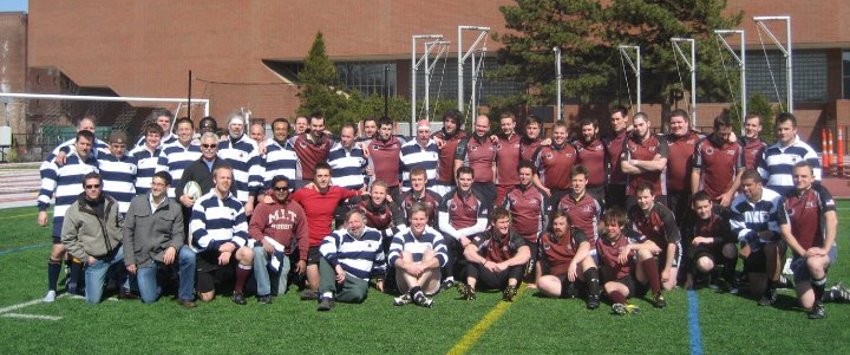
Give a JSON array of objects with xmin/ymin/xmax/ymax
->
[{"xmin": 175, "ymin": 157, "xmax": 237, "ymax": 200}]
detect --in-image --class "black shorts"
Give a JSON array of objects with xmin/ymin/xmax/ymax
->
[
  {"xmin": 307, "ymin": 246, "xmax": 322, "ymax": 265},
  {"xmin": 658, "ymin": 241, "xmax": 682, "ymax": 269},
  {"xmin": 690, "ymin": 245, "xmax": 721, "ymax": 264},
  {"xmin": 552, "ymin": 274, "xmax": 588, "ymax": 298},
  {"xmin": 612, "ymin": 274, "xmax": 636, "ymax": 296},
  {"xmin": 196, "ymin": 251, "xmax": 237, "ymax": 293},
  {"xmin": 743, "ymin": 248, "xmax": 767, "ymax": 274}
]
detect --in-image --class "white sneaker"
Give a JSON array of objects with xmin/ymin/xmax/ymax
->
[
  {"xmin": 43, "ymin": 290, "xmax": 56, "ymax": 303},
  {"xmin": 393, "ymin": 294, "xmax": 412, "ymax": 306}
]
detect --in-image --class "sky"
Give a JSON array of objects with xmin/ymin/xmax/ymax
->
[{"xmin": 0, "ymin": 0, "xmax": 27, "ymax": 12}]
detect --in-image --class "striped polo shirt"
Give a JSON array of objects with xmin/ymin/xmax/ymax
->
[
  {"xmin": 327, "ymin": 142, "xmax": 368, "ymax": 190},
  {"xmin": 189, "ymin": 190, "xmax": 249, "ymax": 252},
  {"xmin": 319, "ymin": 226, "xmax": 386, "ymax": 281},
  {"xmin": 98, "ymin": 153, "xmax": 138, "ymax": 214},
  {"xmin": 399, "ymin": 138, "xmax": 439, "ymax": 190},
  {"xmin": 159, "ymin": 140, "xmax": 202, "ymax": 197},
  {"xmin": 217, "ymin": 134, "xmax": 264, "ymax": 203},
  {"xmin": 758, "ymin": 136, "xmax": 821, "ymax": 196},
  {"xmin": 262, "ymin": 138, "xmax": 301, "ymax": 189},
  {"xmin": 729, "ymin": 187, "xmax": 782, "ymax": 249},
  {"xmin": 387, "ymin": 226, "xmax": 448, "ymax": 268},
  {"xmin": 38, "ymin": 153, "xmax": 99, "ymax": 237},
  {"xmin": 129, "ymin": 145, "xmax": 164, "ymax": 195}
]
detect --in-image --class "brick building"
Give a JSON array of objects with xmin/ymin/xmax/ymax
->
[{"xmin": 7, "ymin": 1, "xmax": 850, "ymax": 143}]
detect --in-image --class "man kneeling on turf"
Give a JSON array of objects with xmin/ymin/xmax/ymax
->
[
  {"xmin": 62, "ymin": 172, "xmax": 125, "ymax": 304},
  {"xmin": 596, "ymin": 208, "xmax": 647, "ymax": 315},
  {"xmin": 388, "ymin": 203, "xmax": 448, "ymax": 307},
  {"xmin": 317, "ymin": 209, "xmax": 386, "ymax": 311},
  {"xmin": 458, "ymin": 208, "xmax": 531, "ymax": 302},
  {"xmin": 123, "ymin": 171, "xmax": 197, "ymax": 307},
  {"xmin": 190, "ymin": 166, "xmax": 255, "ymax": 305},
  {"xmin": 536, "ymin": 210, "xmax": 601, "ymax": 309},
  {"xmin": 628, "ymin": 182, "xmax": 680, "ymax": 308},
  {"xmin": 778, "ymin": 161, "xmax": 838, "ymax": 319},
  {"xmin": 685, "ymin": 191, "xmax": 737, "ymax": 291}
]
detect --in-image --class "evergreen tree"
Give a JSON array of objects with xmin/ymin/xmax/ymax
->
[{"xmin": 296, "ymin": 32, "xmax": 351, "ymax": 131}]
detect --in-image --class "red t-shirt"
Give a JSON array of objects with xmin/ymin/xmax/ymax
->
[
  {"xmin": 605, "ymin": 130, "xmax": 629, "ymax": 185},
  {"xmin": 741, "ymin": 137, "xmax": 767, "ymax": 170},
  {"xmin": 575, "ymin": 138, "xmax": 607, "ymax": 186},
  {"xmin": 538, "ymin": 228, "xmax": 588, "ymax": 276},
  {"xmin": 503, "ymin": 184, "xmax": 550, "ymax": 241},
  {"xmin": 367, "ymin": 137, "xmax": 404, "ymax": 187},
  {"xmin": 433, "ymin": 130, "xmax": 466, "ymax": 185},
  {"xmin": 558, "ymin": 190, "xmax": 602, "ymax": 244},
  {"xmin": 455, "ymin": 135, "xmax": 497, "ymax": 183},
  {"xmin": 291, "ymin": 186, "xmax": 360, "ymax": 246},
  {"xmin": 777, "ymin": 185, "xmax": 836, "ymax": 252},
  {"xmin": 621, "ymin": 133, "xmax": 669, "ymax": 196},
  {"xmin": 289, "ymin": 133, "xmax": 333, "ymax": 181}
]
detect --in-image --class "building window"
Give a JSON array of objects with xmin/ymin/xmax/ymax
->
[
  {"xmin": 746, "ymin": 49, "xmax": 827, "ymax": 104},
  {"xmin": 843, "ymin": 51, "xmax": 850, "ymax": 99},
  {"xmin": 413, "ymin": 57, "xmax": 524, "ymax": 105},
  {"xmin": 337, "ymin": 62, "xmax": 397, "ymax": 97}
]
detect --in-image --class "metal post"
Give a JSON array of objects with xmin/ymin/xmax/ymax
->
[
  {"xmin": 754, "ymin": 16, "xmax": 792, "ymax": 113},
  {"xmin": 423, "ymin": 40, "xmax": 449, "ymax": 122},
  {"xmin": 188, "ymin": 70, "xmax": 192, "ymax": 121},
  {"xmin": 384, "ymin": 65, "xmax": 389, "ymax": 119},
  {"xmin": 714, "ymin": 29, "xmax": 747, "ymax": 135},
  {"xmin": 671, "ymin": 38, "xmax": 697, "ymax": 127},
  {"xmin": 618, "ymin": 45, "xmax": 641, "ymax": 112},
  {"xmin": 412, "ymin": 34, "xmax": 444, "ymax": 130},
  {"xmin": 457, "ymin": 26, "xmax": 490, "ymax": 119},
  {"xmin": 554, "ymin": 47, "xmax": 562, "ymax": 121}
]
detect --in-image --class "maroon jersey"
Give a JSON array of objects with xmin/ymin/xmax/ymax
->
[
  {"xmin": 433, "ymin": 129, "xmax": 466, "ymax": 185},
  {"xmin": 596, "ymin": 231, "xmax": 643, "ymax": 280},
  {"xmin": 357, "ymin": 198, "xmax": 406, "ymax": 234},
  {"xmin": 471, "ymin": 229, "xmax": 529, "ymax": 263},
  {"xmin": 558, "ymin": 190, "xmax": 602, "ymax": 244},
  {"xmin": 455, "ymin": 135, "xmax": 496, "ymax": 183},
  {"xmin": 665, "ymin": 131, "xmax": 701, "ymax": 192},
  {"xmin": 538, "ymin": 228, "xmax": 588, "ymax": 276},
  {"xmin": 400, "ymin": 189, "xmax": 443, "ymax": 227},
  {"xmin": 438, "ymin": 189, "xmax": 489, "ymax": 231},
  {"xmin": 535, "ymin": 143, "xmax": 578, "ymax": 190},
  {"xmin": 503, "ymin": 184, "xmax": 551, "ymax": 241},
  {"xmin": 741, "ymin": 136, "xmax": 767, "ymax": 170},
  {"xmin": 691, "ymin": 212, "xmax": 734, "ymax": 249},
  {"xmin": 605, "ymin": 130, "xmax": 629, "ymax": 185},
  {"xmin": 289, "ymin": 133, "xmax": 333, "ymax": 181},
  {"xmin": 495, "ymin": 133, "xmax": 522, "ymax": 186},
  {"xmin": 693, "ymin": 134, "xmax": 744, "ymax": 199},
  {"xmin": 628, "ymin": 202, "xmax": 681, "ymax": 247},
  {"xmin": 520, "ymin": 136, "xmax": 542, "ymax": 163},
  {"xmin": 575, "ymin": 138, "xmax": 608, "ymax": 186},
  {"xmin": 367, "ymin": 137, "xmax": 404, "ymax": 187},
  {"xmin": 621, "ymin": 133, "xmax": 669, "ymax": 196},
  {"xmin": 777, "ymin": 184, "xmax": 836, "ymax": 252}
]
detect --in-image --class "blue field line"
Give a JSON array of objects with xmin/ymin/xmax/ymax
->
[
  {"xmin": 688, "ymin": 290, "xmax": 704, "ymax": 355},
  {"xmin": 0, "ymin": 243, "xmax": 51, "ymax": 256}
]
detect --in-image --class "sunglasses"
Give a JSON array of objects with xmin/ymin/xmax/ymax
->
[
  {"xmin": 202, "ymin": 144, "xmax": 217, "ymax": 149},
  {"xmin": 273, "ymin": 186, "xmax": 289, "ymax": 192},
  {"xmin": 85, "ymin": 184, "xmax": 101, "ymax": 189}
]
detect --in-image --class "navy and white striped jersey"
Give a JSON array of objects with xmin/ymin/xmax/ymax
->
[
  {"xmin": 387, "ymin": 226, "xmax": 448, "ymax": 268},
  {"xmin": 129, "ymin": 145, "xmax": 165, "ymax": 195},
  {"xmin": 98, "ymin": 153, "xmax": 138, "ymax": 214},
  {"xmin": 159, "ymin": 140, "xmax": 202, "ymax": 197},
  {"xmin": 327, "ymin": 142, "xmax": 368, "ymax": 190},
  {"xmin": 319, "ymin": 226, "xmax": 386, "ymax": 281},
  {"xmin": 399, "ymin": 138, "xmax": 440, "ymax": 191},
  {"xmin": 135, "ymin": 133, "xmax": 177, "ymax": 148},
  {"xmin": 37, "ymin": 153, "xmax": 99, "ymax": 237},
  {"xmin": 730, "ymin": 187, "xmax": 782, "ymax": 248},
  {"xmin": 261, "ymin": 138, "xmax": 301, "ymax": 188},
  {"xmin": 189, "ymin": 190, "xmax": 249, "ymax": 252},
  {"xmin": 217, "ymin": 134, "xmax": 263, "ymax": 203},
  {"xmin": 757, "ymin": 136, "xmax": 821, "ymax": 196}
]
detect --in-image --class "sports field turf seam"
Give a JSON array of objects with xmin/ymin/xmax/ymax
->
[{"xmin": 687, "ymin": 290, "xmax": 703, "ymax": 355}]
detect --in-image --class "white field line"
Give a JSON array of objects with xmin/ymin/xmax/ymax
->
[{"xmin": 2, "ymin": 313, "xmax": 62, "ymax": 321}]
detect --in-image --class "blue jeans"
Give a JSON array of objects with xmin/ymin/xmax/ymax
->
[
  {"xmin": 136, "ymin": 246, "xmax": 196, "ymax": 303},
  {"xmin": 85, "ymin": 246, "xmax": 125, "ymax": 304},
  {"xmin": 253, "ymin": 246, "xmax": 291, "ymax": 296}
]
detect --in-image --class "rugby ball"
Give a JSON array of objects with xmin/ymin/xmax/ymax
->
[{"xmin": 183, "ymin": 181, "xmax": 203, "ymax": 201}]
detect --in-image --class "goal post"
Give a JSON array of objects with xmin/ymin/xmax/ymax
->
[{"xmin": 0, "ymin": 92, "xmax": 210, "ymax": 162}]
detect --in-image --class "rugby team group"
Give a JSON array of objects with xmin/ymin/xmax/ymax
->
[{"xmin": 35, "ymin": 106, "xmax": 847, "ymax": 318}]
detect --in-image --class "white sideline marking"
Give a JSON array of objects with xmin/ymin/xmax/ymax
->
[
  {"xmin": 2, "ymin": 313, "xmax": 62, "ymax": 321},
  {"xmin": 0, "ymin": 293, "xmax": 67, "ymax": 314}
]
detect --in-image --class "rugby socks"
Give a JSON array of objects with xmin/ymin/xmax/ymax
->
[
  {"xmin": 410, "ymin": 286, "xmax": 423, "ymax": 298},
  {"xmin": 47, "ymin": 259, "xmax": 61, "ymax": 291},
  {"xmin": 583, "ymin": 267, "xmax": 600, "ymax": 296},
  {"xmin": 234, "ymin": 264, "xmax": 253, "ymax": 293},
  {"xmin": 641, "ymin": 259, "xmax": 662, "ymax": 295},
  {"xmin": 722, "ymin": 256, "xmax": 737, "ymax": 284},
  {"xmin": 812, "ymin": 277, "xmax": 827, "ymax": 302},
  {"xmin": 609, "ymin": 290, "xmax": 627, "ymax": 304}
]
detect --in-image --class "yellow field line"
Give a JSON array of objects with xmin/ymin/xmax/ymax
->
[
  {"xmin": 0, "ymin": 213, "xmax": 37, "ymax": 221},
  {"xmin": 447, "ymin": 284, "xmax": 527, "ymax": 355}
]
